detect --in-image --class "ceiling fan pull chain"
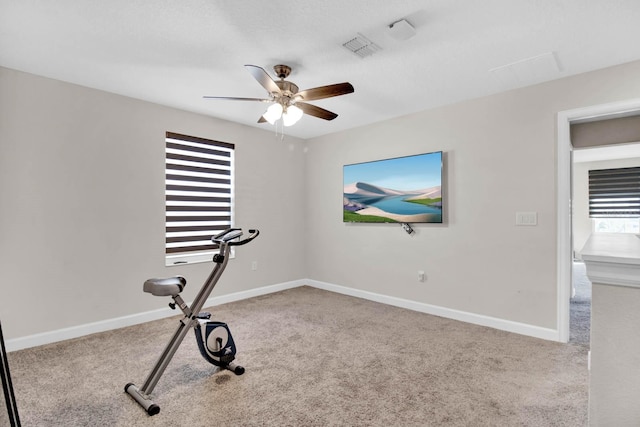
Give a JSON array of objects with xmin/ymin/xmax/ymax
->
[{"xmin": 272, "ymin": 117, "xmax": 283, "ymax": 140}]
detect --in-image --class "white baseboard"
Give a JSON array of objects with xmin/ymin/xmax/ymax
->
[
  {"xmin": 5, "ymin": 279, "xmax": 305, "ymax": 352},
  {"xmin": 6, "ymin": 277, "xmax": 559, "ymax": 351},
  {"xmin": 307, "ymin": 280, "xmax": 560, "ymax": 342}
]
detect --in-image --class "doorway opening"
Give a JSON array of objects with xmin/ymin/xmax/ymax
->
[
  {"xmin": 557, "ymin": 99, "xmax": 640, "ymax": 343},
  {"xmin": 569, "ymin": 142, "xmax": 640, "ymax": 344}
]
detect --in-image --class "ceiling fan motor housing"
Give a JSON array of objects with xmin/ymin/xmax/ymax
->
[
  {"xmin": 275, "ymin": 80, "xmax": 299, "ymax": 104},
  {"xmin": 273, "ymin": 65, "xmax": 298, "ymax": 105}
]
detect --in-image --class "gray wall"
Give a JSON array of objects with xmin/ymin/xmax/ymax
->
[
  {"xmin": 571, "ymin": 115, "xmax": 640, "ymax": 148},
  {"xmin": 590, "ymin": 282, "xmax": 640, "ymax": 425},
  {"xmin": 305, "ymin": 59, "xmax": 640, "ymax": 330},
  {"xmin": 3, "ymin": 58, "xmax": 640, "ymax": 342},
  {"xmin": 0, "ymin": 67, "xmax": 307, "ymax": 339}
]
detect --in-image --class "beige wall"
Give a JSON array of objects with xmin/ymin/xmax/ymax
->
[
  {"xmin": 4, "ymin": 58, "xmax": 640, "ymax": 342},
  {"xmin": 571, "ymin": 115, "xmax": 640, "ymax": 148},
  {"xmin": 590, "ymin": 282, "xmax": 640, "ymax": 425},
  {"xmin": 0, "ymin": 67, "xmax": 307, "ymax": 339},
  {"xmin": 305, "ymin": 59, "xmax": 640, "ymax": 330}
]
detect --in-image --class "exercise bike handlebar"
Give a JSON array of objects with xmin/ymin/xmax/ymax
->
[
  {"xmin": 212, "ymin": 228, "xmax": 260, "ymax": 246},
  {"xmin": 229, "ymin": 229, "xmax": 259, "ymax": 246}
]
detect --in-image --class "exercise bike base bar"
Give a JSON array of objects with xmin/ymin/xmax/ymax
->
[
  {"xmin": 227, "ymin": 361, "xmax": 245, "ymax": 375},
  {"xmin": 124, "ymin": 360, "xmax": 244, "ymax": 416},
  {"xmin": 124, "ymin": 383, "xmax": 160, "ymax": 416}
]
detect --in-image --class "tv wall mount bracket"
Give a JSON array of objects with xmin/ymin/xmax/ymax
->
[{"xmin": 400, "ymin": 223, "xmax": 414, "ymax": 235}]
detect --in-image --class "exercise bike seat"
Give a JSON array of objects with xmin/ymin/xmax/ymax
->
[{"xmin": 143, "ymin": 276, "xmax": 186, "ymax": 297}]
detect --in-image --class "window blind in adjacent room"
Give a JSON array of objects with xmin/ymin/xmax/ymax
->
[
  {"xmin": 165, "ymin": 132, "xmax": 234, "ymax": 263},
  {"xmin": 588, "ymin": 166, "xmax": 640, "ymax": 218}
]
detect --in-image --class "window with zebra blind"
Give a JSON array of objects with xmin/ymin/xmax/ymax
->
[
  {"xmin": 588, "ymin": 166, "xmax": 640, "ymax": 218},
  {"xmin": 165, "ymin": 132, "xmax": 234, "ymax": 265}
]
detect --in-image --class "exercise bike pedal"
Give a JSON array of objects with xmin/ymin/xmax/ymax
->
[{"xmin": 196, "ymin": 312, "xmax": 211, "ymax": 319}]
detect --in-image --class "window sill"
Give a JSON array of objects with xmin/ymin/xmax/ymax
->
[{"xmin": 165, "ymin": 249, "xmax": 235, "ymax": 267}]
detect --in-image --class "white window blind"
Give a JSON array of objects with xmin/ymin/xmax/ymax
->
[
  {"xmin": 165, "ymin": 132, "xmax": 234, "ymax": 264},
  {"xmin": 588, "ymin": 166, "xmax": 640, "ymax": 218}
]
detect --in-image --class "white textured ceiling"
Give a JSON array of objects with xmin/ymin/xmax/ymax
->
[{"xmin": 2, "ymin": 1, "xmax": 640, "ymax": 140}]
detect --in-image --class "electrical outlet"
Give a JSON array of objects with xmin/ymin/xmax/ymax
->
[
  {"xmin": 418, "ymin": 271, "xmax": 425, "ymax": 282},
  {"xmin": 251, "ymin": 261, "xmax": 258, "ymax": 271}
]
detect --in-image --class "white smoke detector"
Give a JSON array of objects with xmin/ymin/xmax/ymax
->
[{"xmin": 387, "ymin": 19, "xmax": 416, "ymax": 41}]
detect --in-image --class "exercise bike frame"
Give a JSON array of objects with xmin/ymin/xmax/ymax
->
[{"xmin": 125, "ymin": 228, "xmax": 259, "ymax": 416}]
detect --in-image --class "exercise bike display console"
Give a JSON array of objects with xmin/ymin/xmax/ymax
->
[{"xmin": 125, "ymin": 228, "xmax": 259, "ymax": 416}]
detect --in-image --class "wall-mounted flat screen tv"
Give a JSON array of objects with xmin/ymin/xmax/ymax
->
[{"xmin": 343, "ymin": 151, "xmax": 443, "ymax": 223}]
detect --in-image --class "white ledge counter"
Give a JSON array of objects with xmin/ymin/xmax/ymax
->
[
  {"xmin": 582, "ymin": 232, "xmax": 640, "ymax": 271},
  {"xmin": 580, "ymin": 232, "xmax": 640, "ymax": 426}
]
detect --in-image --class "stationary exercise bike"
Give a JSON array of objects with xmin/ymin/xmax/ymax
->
[{"xmin": 125, "ymin": 228, "xmax": 259, "ymax": 416}]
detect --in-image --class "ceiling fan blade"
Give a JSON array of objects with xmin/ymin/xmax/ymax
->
[
  {"xmin": 257, "ymin": 116, "xmax": 267, "ymax": 123},
  {"xmin": 296, "ymin": 102, "xmax": 338, "ymax": 121},
  {"xmin": 294, "ymin": 83, "xmax": 354, "ymax": 101},
  {"xmin": 203, "ymin": 96, "xmax": 271, "ymax": 102},
  {"xmin": 245, "ymin": 65, "xmax": 282, "ymax": 95}
]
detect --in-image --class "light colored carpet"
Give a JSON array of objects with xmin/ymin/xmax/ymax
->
[
  {"xmin": 570, "ymin": 262, "xmax": 591, "ymax": 346},
  {"xmin": 7, "ymin": 286, "xmax": 588, "ymax": 426}
]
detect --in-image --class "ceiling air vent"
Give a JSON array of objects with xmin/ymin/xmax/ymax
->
[{"xmin": 342, "ymin": 33, "xmax": 381, "ymax": 59}]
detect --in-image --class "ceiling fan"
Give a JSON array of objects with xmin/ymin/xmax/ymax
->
[{"xmin": 203, "ymin": 64, "xmax": 354, "ymax": 126}]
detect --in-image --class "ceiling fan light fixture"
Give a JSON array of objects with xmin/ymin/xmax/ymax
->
[
  {"xmin": 263, "ymin": 102, "xmax": 283, "ymax": 124},
  {"xmin": 282, "ymin": 105, "xmax": 303, "ymax": 127}
]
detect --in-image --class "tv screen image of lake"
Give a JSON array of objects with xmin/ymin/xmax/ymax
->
[
  {"xmin": 344, "ymin": 183, "xmax": 441, "ymax": 220},
  {"xmin": 367, "ymin": 194, "xmax": 440, "ymax": 215}
]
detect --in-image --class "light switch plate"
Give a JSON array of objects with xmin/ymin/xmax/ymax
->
[{"xmin": 516, "ymin": 212, "xmax": 538, "ymax": 226}]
